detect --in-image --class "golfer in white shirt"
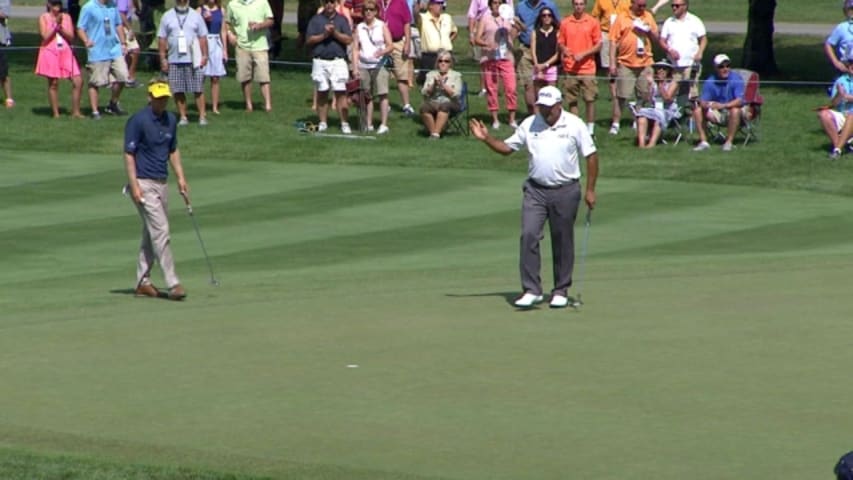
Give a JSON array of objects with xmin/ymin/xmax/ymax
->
[{"xmin": 470, "ymin": 86, "xmax": 598, "ymax": 309}]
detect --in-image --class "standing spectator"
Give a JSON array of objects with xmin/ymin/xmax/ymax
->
[
  {"xmin": 138, "ymin": 0, "xmax": 166, "ymax": 70},
  {"xmin": 380, "ymin": 0, "xmax": 415, "ymax": 115},
  {"xmin": 117, "ymin": 0, "xmax": 140, "ymax": 87},
  {"xmin": 657, "ymin": 0, "xmax": 705, "ymax": 99},
  {"xmin": 0, "ymin": 0, "xmax": 16, "ymax": 107},
  {"xmin": 353, "ymin": 0, "xmax": 393, "ymax": 133},
  {"xmin": 416, "ymin": 0, "xmax": 456, "ymax": 85},
  {"xmin": 634, "ymin": 59, "xmax": 678, "ymax": 148},
  {"xmin": 607, "ymin": 0, "xmax": 657, "ymax": 135},
  {"xmin": 529, "ymin": 7, "xmax": 558, "ymax": 91},
  {"xmin": 469, "ymin": 86, "xmax": 598, "ymax": 309},
  {"xmin": 557, "ymin": 0, "xmax": 601, "ymax": 136},
  {"xmin": 419, "ymin": 49, "xmax": 462, "ymax": 138},
  {"xmin": 691, "ymin": 53, "xmax": 743, "ymax": 152},
  {"xmin": 124, "ymin": 80, "xmax": 188, "ymax": 301},
  {"xmin": 36, "ymin": 0, "xmax": 84, "ymax": 118},
  {"xmin": 476, "ymin": 0, "xmax": 517, "ymax": 129},
  {"xmin": 513, "ymin": 0, "xmax": 559, "ymax": 114},
  {"xmin": 344, "ymin": 0, "xmax": 365, "ymax": 25},
  {"xmin": 159, "ymin": 0, "xmax": 208, "ymax": 125},
  {"xmin": 226, "ymin": 0, "xmax": 274, "ymax": 112},
  {"xmin": 590, "ymin": 0, "xmax": 629, "ymax": 111},
  {"xmin": 297, "ymin": 0, "xmax": 323, "ymax": 46},
  {"xmin": 268, "ymin": 0, "xmax": 284, "ymax": 57},
  {"xmin": 826, "ymin": 0, "xmax": 853, "ymax": 73},
  {"xmin": 818, "ymin": 58, "xmax": 853, "ymax": 159},
  {"xmin": 77, "ymin": 0, "xmax": 129, "ymax": 119},
  {"xmin": 306, "ymin": 0, "xmax": 353, "ymax": 132},
  {"xmin": 467, "ymin": 0, "xmax": 506, "ymax": 96},
  {"xmin": 199, "ymin": 0, "xmax": 227, "ymax": 114}
]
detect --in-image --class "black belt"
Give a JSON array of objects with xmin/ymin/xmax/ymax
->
[{"xmin": 528, "ymin": 178, "xmax": 577, "ymax": 189}]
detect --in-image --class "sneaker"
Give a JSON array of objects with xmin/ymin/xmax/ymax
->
[
  {"xmin": 4, "ymin": 98, "xmax": 14, "ymax": 108},
  {"xmin": 429, "ymin": 132, "xmax": 440, "ymax": 140},
  {"xmin": 478, "ymin": 88, "xmax": 487, "ymax": 97},
  {"xmin": 135, "ymin": 283, "xmax": 159, "ymax": 298},
  {"xmin": 377, "ymin": 124, "xmax": 389, "ymax": 135},
  {"xmin": 402, "ymin": 104, "xmax": 415, "ymax": 116},
  {"xmin": 168, "ymin": 284, "xmax": 187, "ymax": 301},
  {"xmin": 693, "ymin": 141, "xmax": 710, "ymax": 152},
  {"xmin": 178, "ymin": 117, "xmax": 189, "ymax": 126},
  {"xmin": 608, "ymin": 123, "xmax": 619, "ymax": 135},
  {"xmin": 549, "ymin": 294, "xmax": 569, "ymax": 309},
  {"xmin": 830, "ymin": 147, "xmax": 842, "ymax": 160},
  {"xmin": 366, "ymin": 125, "xmax": 375, "ymax": 132},
  {"xmin": 722, "ymin": 142, "xmax": 733, "ymax": 152},
  {"xmin": 317, "ymin": 122, "xmax": 328, "ymax": 132},
  {"xmin": 125, "ymin": 79, "xmax": 140, "ymax": 88},
  {"xmin": 514, "ymin": 292, "xmax": 544, "ymax": 308},
  {"xmin": 105, "ymin": 101, "xmax": 126, "ymax": 115},
  {"xmin": 91, "ymin": 111, "xmax": 102, "ymax": 120},
  {"xmin": 509, "ymin": 121, "xmax": 518, "ymax": 129},
  {"xmin": 341, "ymin": 122, "xmax": 352, "ymax": 134},
  {"xmin": 199, "ymin": 117, "xmax": 208, "ymax": 126},
  {"xmin": 492, "ymin": 121, "xmax": 501, "ymax": 130}
]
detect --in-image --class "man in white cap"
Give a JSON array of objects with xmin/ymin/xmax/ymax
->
[
  {"xmin": 692, "ymin": 52, "xmax": 744, "ymax": 152},
  {"xmin": 470, "ymin": 86, "xmax": 598, "ymax": 309}
]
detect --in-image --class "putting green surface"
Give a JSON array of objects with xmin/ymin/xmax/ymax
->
[{"xmin": 2, "ymin": 152, "xmax": 852, "ymax": 479}]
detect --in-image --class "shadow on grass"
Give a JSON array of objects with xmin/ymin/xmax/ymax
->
[{"xmin": 109, "ymin": 287, "xmax": 171, "ymax": 300}]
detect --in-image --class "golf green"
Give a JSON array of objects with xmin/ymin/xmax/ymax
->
[{"xmin": 1, "ymin": 151, "xmax": 852, "ymax": 479}]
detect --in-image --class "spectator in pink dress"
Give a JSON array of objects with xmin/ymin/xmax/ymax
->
[
  {"xmin": 35, "ymin": 0, "xmax": 83, "ymax": 118},
  {"xmin": 475, "ymin": 0, "xmax": 517, "ymax": 129}
]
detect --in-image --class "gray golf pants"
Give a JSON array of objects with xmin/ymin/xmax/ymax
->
[
  {"xmin": 135, "ymin": 179, "xmax": 180, "ymax": 289},
  {"xmin": 519, "ymin": 179, "xmax": 581, "ymax": 296}
]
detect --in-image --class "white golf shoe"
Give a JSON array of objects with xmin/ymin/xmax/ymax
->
[
  {"xmin": 514, "ymin": 292, "xmax": 544, "ymax": 308},
  {"xmin": 549, "ymin": 294, "xmax": 569, "ymax": 308}
]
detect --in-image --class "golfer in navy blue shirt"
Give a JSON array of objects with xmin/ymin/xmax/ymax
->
[{"xmin": 124, "ymin": 80, "xmax": 189, "ymax": 300}]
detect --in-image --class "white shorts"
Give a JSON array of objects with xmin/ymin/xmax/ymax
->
[
  {"xmin": 311, "ymin": 58, "xmax": 349, "ymax": 92},
  {"xmin": 831, "ymin": 110, "xmax": 848, "ymax": 132}
]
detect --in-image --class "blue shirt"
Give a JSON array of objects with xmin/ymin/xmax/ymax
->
[
  {"xmin": 306, "ymin": 12, "xmax": 352, "ymax": 59},
  {"xmin": 125, "ymin": 106, "xmax": 178, "ymax": 180},
  {"xmin": 700, "ymin": 72, "xmax": 744, "ymax": 104},
  {"xmin": 832, "ymin": 74, "xmax": 853, "ymax": 114},
  {"xmin": 77, "ymin": 0, "xmax": 124, "ymax": 62},
  {"xmin": 827, "ymin": 20, "xmax": 853, "ymax": 63},
  {"xmin": 515, "ymin": 0, "xmax": 559, "ymax": 47},
  {"xmin": 158, "ymin": 8, "xmax": 208, "ymax": 64}
]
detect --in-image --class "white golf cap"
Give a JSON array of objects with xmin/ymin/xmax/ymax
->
[
  {"xmin": 535, "ymin": 86, "xmax": 562, "ymax": 107},
  {"xmin": 713, "ymin": 53, "xmax": 731, "ymax": 66}
]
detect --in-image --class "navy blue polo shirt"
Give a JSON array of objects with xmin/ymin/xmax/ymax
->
[
  {"xmin": 306, "ymin": 12, "xmax": 351, "ymax": 59},
  {"xmin": 124, "ymin": 106, "xmax": 178, "ymax": 179}
]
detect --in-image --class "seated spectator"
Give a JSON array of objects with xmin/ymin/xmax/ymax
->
[
  {"xmin": 635, "ymin": 59, "xmax": 678, "ymax": 148},
  {"xmin": 419, "ymin": 49, "xmax": 462, "ymax": 138},
  {"xmin": 818, "ymin": 57, "xmax": 853, "ymax": 159},
  {"xmin": 692, "ymin": 53, "xmax": 743, "ymax": 152},
  {"xmin": 36, "ymin": 0, "xmax": 83, "ymax": 118}
]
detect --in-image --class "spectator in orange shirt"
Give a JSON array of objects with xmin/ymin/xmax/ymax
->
[
  {"xmin": 608, "ymin": 0, "xmax": 657, "ymax": 135},
  {"xmin": 590, "ymin": 0, "xmax": 629, "ymax": 108},
  {"xmin": 557, "ymin": 0, "xmax": 600, "ymax": 136}
]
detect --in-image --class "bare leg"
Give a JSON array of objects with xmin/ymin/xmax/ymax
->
[
  {"xmin": 71, "ymin": 75, "xmax": 83, "ymax": 117},
  {"xmin": 194, "ymin": 91, "xmax": 206, "ymax": 120},
  {"xmin": 88, "ymin": 86, "xmax": 99, "ymax": 113},
  {"xmin": 47, "ymin": 78, "xmax": 60, "ymax": 117},
  {"xmin": 647, "ymin": 121, "xmax": 662, "ymax": 147},
  {"xmin": 242, "ymin": 81, "xmax": 253, "ymax": 111},
  {"xmin": 109, "ymin": 81, "xmax": 124, "ymax": 104},
  {"xmin": 636, "ymin": 116, "xmax": 648, "ymax": 147},
  {"xmin": 211, "ymin": 77, "xmax": 220, "ymax": 113},
  {"xmin": 379, "ymin": 95, "xmax": 389, "ymax": 127},
  {"xmin": 725, "ymin": 107, "xmax": 741, "ymax": 145},
  {"xmin": 335, "ymin": 90, "xmax": 349, "ymax": 125},
  {"xmin": 317, "ymin": 89, "xmax": 329, "ymax": 123},
  {"xmin": 434, "ymin": 110, "xmax": 450, "ymax": 134},
  {"xmin": 260, "ymin": 82, "xmax": 271, "ymax": 111},
  {"xmin": 422, "ymin": 112, "xmax": 436, "ymax": 135},
  {"xmin": 175, "ymin": 92, "xmax": 188, "ymax": 120},
  {"xmin": 818, "ymin": 110, "xmax": 840, "ymax": 146},
  {"xmin": 693, "ymin": 106, "xmax": 708, "ymax": 143}
]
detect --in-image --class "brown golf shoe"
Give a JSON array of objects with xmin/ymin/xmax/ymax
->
[
  {"xmin": 168, "ymin": 284, "xmax": 187, "ymax": 301},
  {"xmin": 135, "ymin": 283, "xmax": 159, "ymax": 298}
]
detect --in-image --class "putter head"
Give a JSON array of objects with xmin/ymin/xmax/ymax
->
[
  {"xmin": 210, "ymin": 279, "xmax": 220, "ymax": 287},
  {"xmin": 570, "ymin": 296, "xmax": 583, "ymax": 308}
]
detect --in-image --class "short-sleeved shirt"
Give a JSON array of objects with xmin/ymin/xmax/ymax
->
[
  {"xmin": 659, "ymin": 11, "xmax": 705, "ymax": 68},
  {"xmin": 700, "ymin": 72, "xmax": 744, "ymax": 104},
  {"xmin": 125, "ymin": 106, "xmax": 178, "ymax": 180},
  {"xmin": 557, "ymin": 13, "xmax": 601, "ymax": 75},
  {"xmin": 77, "ymin": 0, "xmax": 124, "ymax": 61},
  {"xmin": 504, "ymin": 110, "xmax": 596, "ymax": 186},
  {"xmin": 306, "ymin": 12, "xmax": 352, "ymax": 59},
  {"xmin": 590, "ymin": 0, "xmax": 629, "ymax": 33},
  {"xmin": 226, "ymin": 0, "xmax": 273, "ymax": 51},
  {"xmin": 382, "ymin": 0, "xmax": 411, "ymax": 41},
  {"xmin": 831, "ymin": 74, "xmax": 853, "ymax": 114},
  {"xmin": 516, "ymin": 0, "xmax": 560, "ymax": 47},
  {"xmin": 609, "ymin": 10, "xmax": 656, "ymax": 68},
  {"xmin": 418, "ymin": 11, "xmax": 456, "ymax": 53},
  {"xmin": 158, "ymin": 8, "xmax": 208, "ymax": 64},
  {"xmin": 116, "ymin": 0, "xmax": 133, "ymax": 19},
  {"xmin": 827, "ymin": 20, "xmax": 853, "ymax": 63}
]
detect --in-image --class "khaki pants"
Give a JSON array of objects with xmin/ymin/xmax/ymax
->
[{"xmin": 135, "ymin": 179, "xmax": 180, "ymax": 289}]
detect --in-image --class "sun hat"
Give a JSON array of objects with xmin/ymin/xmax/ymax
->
[{"xmin": 652, "ymin": 59, "xmax": 673, "ymax": 69}]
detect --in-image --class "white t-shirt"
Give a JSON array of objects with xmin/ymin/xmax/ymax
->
[
  {"xmin": 356, "ymin": 19, "xmax": 387, "ymax": 69},
  {"xmin": 504, "ymin": 110, "xmax": 596, "ymax": 187},
  {"xmin": 660, "ymin": 12, "xmax": 706, "ymax": 68}
]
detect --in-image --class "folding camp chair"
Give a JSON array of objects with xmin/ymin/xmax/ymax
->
[
  {"xmin": 346, "ymin": 77, "xmax": 371, "ymax": 133},
  {"xmin": 447, "ymin": 80, "xmax": 470, "ymax": 136},
  {"xmin": 707, "ymin": 68, "xmax": 764, "ymax": 146}
]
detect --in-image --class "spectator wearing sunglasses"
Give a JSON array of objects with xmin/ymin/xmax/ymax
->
[
  {"xmin": 658, "ymin": 0, "xmax": 705, "ymax": 99},
  {"xmin": 419, "ymin": 50, "xmax": 462, "ymax": 138},
  {"xmin": 826, "ymin": 0, "xmax": 853, "ymax": 73},
  {"xmin": 692, "ymin": 53, "xmax": 744, "ymax": 152}
]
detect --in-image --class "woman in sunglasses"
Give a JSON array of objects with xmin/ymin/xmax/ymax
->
[
  {"xmin": 530, "ymin": 8, "xmax": 558, "ymax": 93},
  {"xmin": 419, "ymin": 49, "xmax": 462, "ymax": 138}
]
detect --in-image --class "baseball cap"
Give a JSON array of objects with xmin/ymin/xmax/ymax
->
[
  {"xmin": 535, "ymin": 86, "xmax": 562, "ymax": 107},
  {"xmin": 148, "ymin": 82, "xmax": 172, "ymax": 98},
  {"xmin": 713, "ymin": 53, "xmax": 731, "ymax": 66}
]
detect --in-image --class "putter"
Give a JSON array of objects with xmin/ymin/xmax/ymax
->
[
  {"xmin": 571, "ymin": 209, "xmax": 592, "ymax": 309},
  {"xmin": 180, "ymin": 192, "xmax": 220, "ymax": 286}
]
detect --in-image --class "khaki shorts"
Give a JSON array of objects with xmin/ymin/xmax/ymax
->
[
  {"xmin": 516, "ymin": 45, "xmax": 534, "ymax": 88},
  {"xmin": 236, "ymin": 48, "xmax": 270, "ymax": 84},
  {"xmin": 391, "ymin": 39, "xmax": 412, "ymax": 84},
  {"xmin": 87, "ymin": 57, "xmax": 129, "ymax": 87},
  {"xmin": 705, "ymin": 106, "xmax": 744, "ymax": 125},
  {"xmin": 672, "ymin": 63, "xmax": 701, "ymax": 99},
  {"xmin": 599, "ymin": 36, "xmax": 611, "ymax": 69},
  {"xmin": 615, "ymin": 64, "xmax": 652, "ymax": 101},
  {"xmin": 359, "ymin": 67, "xmax": 390, "ymax": 96},
  {"xmin": 561, "ymin": 75, "xmax": 598, "ymax": 104}
]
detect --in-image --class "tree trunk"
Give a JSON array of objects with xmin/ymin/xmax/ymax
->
[{"xmin": 742, "ymin": 0, "xmax": 778, "ymax": 74}]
